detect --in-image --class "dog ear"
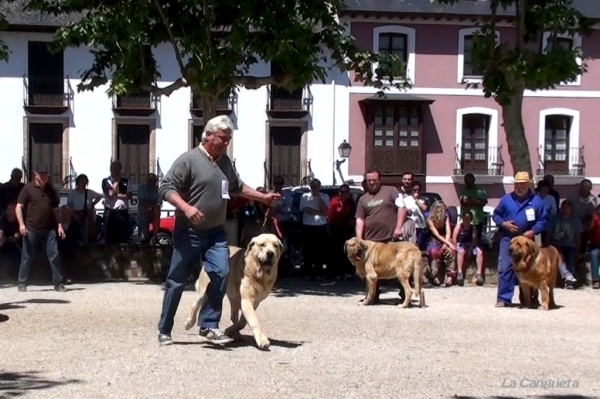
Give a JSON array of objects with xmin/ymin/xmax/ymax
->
[
  {"xmin": 275, "ymin": 239, "xmax": 284, "ymax": 255},
  {"xmin": 344, "ymin": 240, "xmax": 348, "ymax": 254},
  {"xmin": 245, "ymin": 238, "xmax": 255, "ymax": 258},
  {"xmin": 360, "ymin": 241, "xmax": 368, "ymax": 253}
]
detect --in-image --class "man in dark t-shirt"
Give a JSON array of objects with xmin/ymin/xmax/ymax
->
[
  {"xmin": 15, "ymin": 164, "xmax": 66, "ymax": 292},
  {"xmin": 355, "ymin": 169, "xmax": 408, "ymax": 301}
]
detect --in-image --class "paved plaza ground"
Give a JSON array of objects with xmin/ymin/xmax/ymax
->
[{"xmin": 1, "ymin": 279, "xmax": 599, "ymax": 399}]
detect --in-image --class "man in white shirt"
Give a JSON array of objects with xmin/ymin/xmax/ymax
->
[
  {"xmin": 101, "ymin": 161, "xmax": 134, "ymax": 243},
  {"xmin": 299, "ymin": 179, "xmax": 330, "ymax": 281}
]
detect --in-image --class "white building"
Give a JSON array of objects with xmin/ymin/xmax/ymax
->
[{"xmin": 0, "ymin": 17, "xmax": 353, "ymax": 198}]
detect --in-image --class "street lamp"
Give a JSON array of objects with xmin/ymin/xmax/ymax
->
[{"xmin": 333, "ymin": 140, "xmax": 352, "ymax": 185}]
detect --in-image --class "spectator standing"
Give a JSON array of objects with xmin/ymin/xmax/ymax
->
[
  {"xmin": 568, "ymin": 179, "xmax": 598, "ymax": 256},
  {"xmin": 0, "ymin": 168, "xmax": 25, "ymax": 248},
  {"xmin": 588, "ymin": 204, "xmax": 600, "ymax": 289},
  {"xmin": 459, "ymin": 173, "xmax": 488, "ymax": 242},
  {"xmin": 137, "ymin": 173, "xmax": 162, "ymax": 243},
  {"xmin": 15, "ymin": 165, "xmax": 67, "ymax": 292},
  {"xmin": 403, "ymin": 181, "xmax": 428, "ymax": 249},
  {"xmin": 544, "ymin": 200, "xmax": 580, "ymax": 289},
  {"xmin": 299, "ymin": 179, "xmax": 330, "ymax": 281},
  {"xmin": 102, "ymin": 161, "xmax": 133, "ymax": 243},
  {"xmin": 492, "ymin": 171, "xmax": 547, "ymax": 307},
  {"xmin": 327, "ymin": 184, "xmax": 356, "ymax": 280},
  {"xmin": 536, "ymin": 180, "xmax": 557, "ymax": 217},
  {"xmin": 270, "ymin": 176, "xmax": 294, "ymax": 276},
  {"xmin": 67, "ymin": 174, "xmax": 103, "ymax": 245},
  {"xmin": 543, "ymin": 174, "xmax": 561, "ymax": 211}
]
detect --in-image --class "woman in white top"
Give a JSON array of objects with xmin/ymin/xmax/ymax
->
[
  {"xmin": 67, "ymin": 174, "xmax": 103, "ymax": 244},
  {"xmin": 402, "ymin": 181, "xmax": 429, "ymax": 249},
  {"xmin": 299, "ymin": 179, "xmax": 330, "ymax": 280}
]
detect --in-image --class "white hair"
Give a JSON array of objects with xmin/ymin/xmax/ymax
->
[{"xmin": 202, "ymin": 115, "xmax": 234, "ymax": 142}]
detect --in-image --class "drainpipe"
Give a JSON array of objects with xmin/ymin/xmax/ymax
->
[{"xmin": 331, "ymin": 79, "xmax": 337, "ymax": 185}]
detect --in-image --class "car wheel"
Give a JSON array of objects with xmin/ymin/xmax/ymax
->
[{"xmin": 152, "ymin": 232, "xmax": 172, "ymax": 246}]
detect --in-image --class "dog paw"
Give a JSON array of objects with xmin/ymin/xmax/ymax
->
[
  {"xmin": 255, "ymin": 333, "xmax": 270, "ymax": 350},
  {"xmin": 225, "ymin": 328, "xmax": 244, "ymax": 341}
]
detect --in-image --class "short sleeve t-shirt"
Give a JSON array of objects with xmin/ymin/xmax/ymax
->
[
  {"xmin": 67, "ymin": 189, "xmax": 102, "ymax": 212},
  {"xmin": 356, "ymin": 185, "xmax": 399, "ymax": 242},
  {"xmin": 459, "ymin": 187, "xmax": 488, "ymax": 225}
]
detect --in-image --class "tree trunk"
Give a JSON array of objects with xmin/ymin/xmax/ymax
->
[
  {"xmin": 500, "ymin": 88, "xmax": 533, "ymax": 180},
  {"xmin": 201, "ymin": 96, "xmax": 218, "ymax": 122}
]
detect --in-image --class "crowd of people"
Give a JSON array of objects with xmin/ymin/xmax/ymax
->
[{"xmin": 1, "ymin": 114, "xmax": 599, "ymax": 344}]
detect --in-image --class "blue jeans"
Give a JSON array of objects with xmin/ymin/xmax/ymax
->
[
  {"xmin": 18, "ymin": 229, "xmax": 63, "ymax": 287},
  {"xmin": 497, "ymin": 237, "xmax": 517, "ymax": 305},
  {"xmin": 554, "ymin": 244, "xmax": 577, "ymax": 275},
  {"xmin": 590, "ymin": 247, "xmax": 600, "ymax": 282},
  {"xmin": 158, "ymin": 221, "xmax": 229, "ymax": 335}
]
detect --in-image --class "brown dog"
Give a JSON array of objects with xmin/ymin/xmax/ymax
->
[
  {"xmin": 344, "ymin": 237, "xmax": 425, "ymax": 308},
  {"xmin": 509, "ymin": 236, "xmax": 560, "ymax": 310}
]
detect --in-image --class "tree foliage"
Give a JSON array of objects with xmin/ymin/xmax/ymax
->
[
  {"xmin": 0, "ymin": 0, "xmax": 11, "ymax": 61},
  {"xmin": 23, "ymin": 0, "xmax": 408, "ymax": 113},
  {"xmin": 432, "ymin": 0, "xmax": 591, "ymax": 177}
]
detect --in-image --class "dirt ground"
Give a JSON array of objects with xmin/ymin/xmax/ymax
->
[{"xmin": 1, "ymin": 279, "xmax": 599, "ymax": 399}]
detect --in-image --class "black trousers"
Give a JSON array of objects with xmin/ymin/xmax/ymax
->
[
  {"xmin": 302, "ymin": 224, "xmax": 329, "ymax": 279},
  {"xmin": 329, "ymin": 226, "xmax": 354, "ymax": 277},
  {"xmin": 104, "ymin": 209, "xmax": 131, "ymax": 244}
]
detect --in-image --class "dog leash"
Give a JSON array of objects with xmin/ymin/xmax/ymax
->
[{"xmin": 260, "ymin": 207, "xmax": 283, "ymax": 238}]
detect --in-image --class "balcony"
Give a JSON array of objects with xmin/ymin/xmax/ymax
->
[
  {"xmin": 266, "ymin": 85, "xmax": 311, "ymax": 119},
  {"xmin": 23, "ymin": 74, "xmax": 73, "ymax": 115},
  {"xmin": 112, "ymin": 91, "xmax": 157, "ymax": 117},
  {"xmin": 189, "ymin": 92, "xmax": 234, "ymax": 118},
  {"xmin": 451, "ymin": 145, "xmax": 504, "ymax": 185},
  {"xmin": 535, "ymin": 145, "xmax": 585, "ymax": 184}
]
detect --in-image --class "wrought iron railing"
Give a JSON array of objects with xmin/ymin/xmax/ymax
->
[
  {"xmin": 112, "ymin": 91, "xmax": 157, "ymax": 109},
  {"xmin": 22, "ymin": 74, "xmax": 74, "ymax": 108},
  {"xmin": 453, "ymin": 144, "xmax": 504, "ymax": 176},
  {"xmin": 190, "ymin": 92, "xmax": 232, "ymax": 110},
  {"xmin": 536, "ymin": 145, "xmax": 585, "ymax": 176},
  {"xmin": 266, "ymin": 85, "xmax": 312, "ymax": 112}
]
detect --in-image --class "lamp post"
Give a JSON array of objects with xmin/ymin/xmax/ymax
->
[{"xmin": 333, "ymin": 140, "xmax": 352, "ymax": 185}]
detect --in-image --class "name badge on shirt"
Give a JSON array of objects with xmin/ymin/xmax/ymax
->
[
  {"xmin": 221, "ymin": 180, "xmax": 230, "ymax": 199},
  {"xmin": 525, "ymin": 207, "xmax": 535, "ymax": 222}
]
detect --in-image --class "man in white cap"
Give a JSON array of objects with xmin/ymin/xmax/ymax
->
[{"xmin": 492, "ymin": 171, "xmax": 548, "ymax": 307}]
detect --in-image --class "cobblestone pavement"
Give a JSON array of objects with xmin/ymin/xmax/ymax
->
[{"xmin": 1, "ymin": 279, "xmax": 599, "ymax": 399}]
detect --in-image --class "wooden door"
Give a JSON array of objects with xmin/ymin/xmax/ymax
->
[
  {"xmin": 117, "ymin": 124, "xmax": 150, "ymax": 186},
  {"xmin": 28, "ymin": 123, "xmax": 63, "ymax": 186},
  {"xmin": 270, "ymin": 127, "xmax": 301, "ymax": 187}
]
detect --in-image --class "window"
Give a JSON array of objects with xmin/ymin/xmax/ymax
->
[
  {"xmin": 27, "ymin": 42, "xmax": 65, "ymax": 107},
  {"xmin": 457, "ymin": 28, "xmax": 500, "ymax": 84},
  {"xmin": 192, "ymin": 124, "xmax": 204, "ymax": 148},
  {"xmin": 543, "ymin": 115, "xmax": 570, "ymax": 173},
  {"xmin": 541, "ymin": 32, "xmax": 582, "ymax": 86},
  {"xmin": 116, "ymin": 124, "xmax": 150, "ymax": 186},
  {"xmin": 369, "ymin": 105, "xmax": 422, "ymax": 173},
  {"xmin": 372, "ymin": 26, "xmax": 416, "ymax": 84},
  {"xmin": 538, "ymin": 109, "xmax": 581, "ymax": 176},
  {"xmin": 28, "ymin": 123, "xmax": 64, "ymax": 187},
  {"xmin": 461, "ymin": 114, "xmax": 490, "ymax": 172},
  {"xmin": 455, "ymin": 107, "xmax": 500, "ymax": 177}
]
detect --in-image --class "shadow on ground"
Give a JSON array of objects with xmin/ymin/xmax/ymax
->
[
  {"xmin": 0, "ymin": 299, "xmax": 70, "ymax": 311},
  {"xmin": 0, "ymin": 314, "xmax": 8, "ymax": 323},
  {"xmin": 174, "ymin": 334, "xmax": 305, "ymax": 351},
  {"xmin": 455, "ymin": 396, "xmax": 597, "ymax": 398},
  {"xmin": 0, "ymin": 371, "xmax": 82, "ymax": 397}
]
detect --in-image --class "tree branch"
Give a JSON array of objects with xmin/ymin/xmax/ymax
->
[
  {"xmin": 153, "ymin": 0, "xmax": 187, "ymax": 77},
  {"xmin": 142, "ymin": 77, "xmax": 187, "ymax": 97},
  {"xmin": 233, "ymin": 75, "xmax": 292, "ymax": 90}
]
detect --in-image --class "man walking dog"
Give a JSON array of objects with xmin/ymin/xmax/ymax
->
[{"xmin": 157, "ymin": 115, "xmax": 279, "ymax": 346}]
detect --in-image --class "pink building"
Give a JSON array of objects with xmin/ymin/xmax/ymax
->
[{"xmin": 342, "ymin": 0, "xmax": 600, "ymax": 208}]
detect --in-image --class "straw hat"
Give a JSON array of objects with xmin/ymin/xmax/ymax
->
[{"xmin": 513, "ymin": 171, "xmax": 531, "ymax": 183}]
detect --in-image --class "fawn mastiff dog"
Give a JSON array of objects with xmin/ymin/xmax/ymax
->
[
  {"xmin": 184, "ymin": 233, "xmax": 283, "ymax": 349},
  {"xmin": 509, "ymin": 236, "xmax": 559, "ymax": 310},
  {"xmin": 344, "ymin": 237, "xmax": 425, "ymax": 308}
]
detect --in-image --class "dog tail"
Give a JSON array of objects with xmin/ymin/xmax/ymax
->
[{"xmin": 412, "ymin": 252, "xmax": 425, "ymax": 308}]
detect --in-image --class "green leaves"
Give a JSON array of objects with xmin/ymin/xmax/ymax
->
[
  {"xmin": 23, "ymin": 0, "xmax": 409, "ymax": 98},
  {"xmin": 432, "ymin": 0, "xmax": 590, "ymax": 104},
  {"xmin": 0, "ymin": 0, "xmax": 11, "ymax": 62}
]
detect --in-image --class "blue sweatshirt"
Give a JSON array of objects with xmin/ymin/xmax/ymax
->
[{"xmin": 493, "ymin": 191, "xmax": 548, "ymax": 239}]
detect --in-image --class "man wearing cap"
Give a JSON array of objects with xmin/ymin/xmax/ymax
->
[
  {"xmin": 15, "ymin": 165, "xmax": 66, "ymax": 292},
  {"xmin": 492, "ymin": 171, "xmax": 548, "ymax": 307}
]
